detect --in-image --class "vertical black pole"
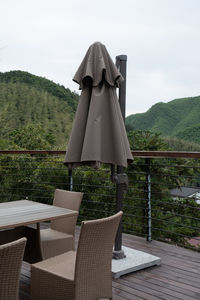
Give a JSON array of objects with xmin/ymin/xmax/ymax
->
[
  {"xmin": 114, "ymin": 165, "xmax": 124, "ymax": 253},
  {"xmin": 113, "ymin": 55, "xmax": 127, "ymax": 259},
  {"xmin": 116, "ymin": 55, "xmax": 127, "ymax": 121},
  {"xmin": 68, "ymin": 169, "xmax": 73, "ymax": 191},
  {"xmin": 145, "ymin": 158, "xmax": 152, "ymax": 241}
]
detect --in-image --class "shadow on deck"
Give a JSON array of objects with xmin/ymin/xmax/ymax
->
[{"xmin": 19, "ymin": 227, "xmax": 200, "ymax": 300}]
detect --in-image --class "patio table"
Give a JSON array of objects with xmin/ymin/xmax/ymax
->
[{"xmin": 0, "ymin": 200, "xmax": 78, "ymax": 263}]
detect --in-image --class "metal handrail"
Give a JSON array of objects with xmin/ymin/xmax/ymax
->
[{"xmin": 1, "ymin": 149, "xmax": 200, "ymax": 159}]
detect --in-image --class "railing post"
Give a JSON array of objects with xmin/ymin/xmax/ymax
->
[{"xmin": 145, "ymin": 158, "xmax": 152, "ymax": 242}]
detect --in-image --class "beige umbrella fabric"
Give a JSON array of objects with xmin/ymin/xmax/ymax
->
[{"xmin": 64, "ymin": 42, "xmax": 133, "ymax": 169}]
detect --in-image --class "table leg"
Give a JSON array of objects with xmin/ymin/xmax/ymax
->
[
  {"xmin": 23, "ymin": 223, "xmax": 43, "ymax": 263},
  {"xmin": 0, "ymin": 227, "xmax": 25, "ymax": 245}
]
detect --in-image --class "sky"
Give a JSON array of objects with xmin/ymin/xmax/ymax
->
[{"xmin": 1, "ymin": 0, "xmax": 200, "ymax": 116}]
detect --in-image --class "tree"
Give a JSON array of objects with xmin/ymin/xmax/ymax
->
[{"xmin": 9, "ymin": 123, "xmax": 55, "ymax": 150}]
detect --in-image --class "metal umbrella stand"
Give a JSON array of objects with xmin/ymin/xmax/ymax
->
[
  {"xmin": 111, "ymin": 56, "xmax": 161, "ymax": 278},
  {"xmin": 112, "ymin": 55, "xmax": 128, "ymax": 259}
]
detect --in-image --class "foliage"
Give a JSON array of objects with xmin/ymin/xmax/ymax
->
[
  {"xmin": 29, "ymin": 156, "xmax": 68, "ymax": 204},
  {"xmin": 0, "ymin": 138, "xmax": 19, "ymax": 150},
  {"xmin": 128, "ymin": 130, "xmax": 169, "ymax": 150},
  {"xmin": 174, "ymin": 123, "xmax": 200, "ymax": 144},
  {"xmin": 72, "ymin": 166, "xmax": 115, "ymax": 223},
  {"xmin": 9, "ymin": 123, "xmax": 54, "ymax": 150},
  {"xmin": 0, "ymin": 71, "xmax": 78, "ymax": 146},
  {"xmin": 126, "ymin": 95, "xmax": 200, "ymax": 144},
  {"xmin": 0, "ymin": 70, "xmax": 79, "ymax": 112},
  {"xmin": 164, "ymin": 136, "xmax": 200, "ymax": 151},
  {"xmin": 0, "ymin": 154, "xmax": 39, "ymax": 202}
]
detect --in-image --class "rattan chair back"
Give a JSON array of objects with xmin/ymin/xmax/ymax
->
[
  {"xmin": 51, "ymin": 189, "xmax": 83, "ymax": 235},
  {"xmin": 74, "ymin": 211, "xmax": 123, "ymax": 299},
  {"xmin": 0, "ymin": 237, "xmax": 27, "ymax": 300}
]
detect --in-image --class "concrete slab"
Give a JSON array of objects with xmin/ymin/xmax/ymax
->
[{"xmin": 112, "ymin": 246, "xmax": 161, "ymax": 279}]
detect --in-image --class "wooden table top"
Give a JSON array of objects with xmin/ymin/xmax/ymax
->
[{"xmin": 0, "ymin": 200, "xmax": 78, "ymax": 230}]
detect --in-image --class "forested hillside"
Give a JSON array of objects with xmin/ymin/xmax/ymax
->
[
  {"xmin": 0, "ymin": 71, "xmax": 79, "ymax": 147},
  {"xmin": 126, "ymin": 96, "xmax": 200, "ymax": 144}
]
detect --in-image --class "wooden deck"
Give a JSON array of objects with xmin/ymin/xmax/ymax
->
[{"xmin": 19, "ymin": 228, "xmax": 200, "ymax": 300}]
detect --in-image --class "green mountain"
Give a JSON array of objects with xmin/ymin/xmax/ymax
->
[
  {"xmin": 126, "ymin": 96, "xmax": 200, "ymax": 144},
  {"xmin": 0, "ymin": 71, "xmax": 79, "ymax": 147}
]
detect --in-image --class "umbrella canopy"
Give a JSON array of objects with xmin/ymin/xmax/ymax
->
[{"xmin": 64, "ymin": 42, "xmax": 133, "ymax": 169}]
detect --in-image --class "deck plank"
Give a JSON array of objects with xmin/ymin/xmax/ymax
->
[{"xmin": 19, "ymin": 226, "xmax": 200, "ymax": 300}]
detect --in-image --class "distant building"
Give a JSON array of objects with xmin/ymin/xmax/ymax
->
[
  {"xmin": 170, "ymin": 187, "xmax": 200, "ymax": 204},
  {"xmin": 170, "ymin": 187, "xmax": 200, "ymax": 248}
]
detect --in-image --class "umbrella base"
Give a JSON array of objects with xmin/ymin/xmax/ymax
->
[
  {"xmin": 112, "ymin": 246, "xmax": 161, "ymax": 279},
  {"xmin": 112, "ymin": 249, "xmax": 126, "ymax": 259}
]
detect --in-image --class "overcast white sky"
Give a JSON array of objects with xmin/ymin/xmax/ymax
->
[{"xmin": 1, "ymin": 0, "xmax": 200, "ymax": 116}]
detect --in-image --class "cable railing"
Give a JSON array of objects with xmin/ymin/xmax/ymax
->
[{"xmin": 0, "ymin": 150, "xmax": 200, "ymax": 251}]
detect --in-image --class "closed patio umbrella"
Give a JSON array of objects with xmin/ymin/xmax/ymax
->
[
  {"xmin": 64, "ymin": 42, "xmax": 133, "ymax": 169},
  {"xmin": 64, "ymin": 42, "xmax": 133, "ymax": 258}
]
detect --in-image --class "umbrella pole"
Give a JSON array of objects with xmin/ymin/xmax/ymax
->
[{"xmin": 113, "ymin": 55, "xmax": 127, "ymax": 259}]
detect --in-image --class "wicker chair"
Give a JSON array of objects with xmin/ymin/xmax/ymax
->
[
  {"xmin": 31, "ymin": 211, "xmax": 123, "ymax": 300},
  {"xmin": 40, "ymin": 189, "xmax": 83, "ymax": 259},
  {"xmin": 0, "ymin": 237, "xmax": 27, "ymax": 300}
]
